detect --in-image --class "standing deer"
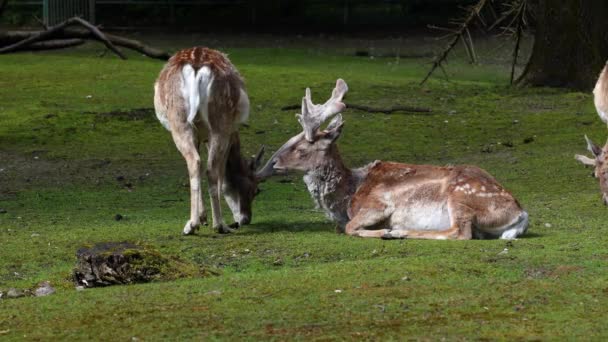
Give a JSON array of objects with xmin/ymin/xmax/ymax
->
[
  {"xmin": 257, "ymin": 79, "xmax": 529, "ymax": 239},
  {"xmin": 575, "ymin": 62, "xmax": 608, "ymax": 204},
  {"xmin": 593, "ymin": 62, "xmax": 608, "ymax": 124},
  {"xmin": 154, "ymin": 47, "xmax": 267, "ymax": 234}
]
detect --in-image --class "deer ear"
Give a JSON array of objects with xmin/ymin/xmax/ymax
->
[
  {"xmin": 585, "ymin": 135, "xmax": 602, "ymax": 157},
  {"xmin": 324, "ymin": 114, "xmax": 344, "ymax": 142},
  {"xmin": 251, "ymin": 145, "xmax": 265, "ymax": 170}
]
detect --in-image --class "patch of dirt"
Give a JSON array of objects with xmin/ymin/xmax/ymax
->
[
  {"xmin": 524, "ymin": 265, "xmax": 584, "ymax": 279},
  {"xmin": 86, "ymin": 108, "xmax": 156, "ymax": 122},
  {"xmin": 0, "ymin": 150, "xmax": 168, "ymax": 195}
]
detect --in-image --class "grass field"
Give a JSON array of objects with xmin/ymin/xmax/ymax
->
[{"xmin": 1, "ymin": 34, "xmax": 608, "ymax": 340}]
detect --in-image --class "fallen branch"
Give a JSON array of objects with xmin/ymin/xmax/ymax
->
[
  {"xmin": 22, "ymin": 39, "xmax": 85, "ymax": 51},
  {"xmin": 0, "ymin": 17, "xmax": 171, "ymax": 61},
  {"xmin": 281, "ymin": 103, "xmax": 432, "ymax": 114},
  {"xmin": 0, "ymin": 17, "xmax": 126, "ymax": 59}
]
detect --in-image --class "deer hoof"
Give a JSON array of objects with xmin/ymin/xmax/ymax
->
[
  {"xmin": 215, "ymin": 224, "xmax": 235, "ymax": 234},
  {"xmin": 228, "ymin": 222, "xmax": 240, "ymax": 229},
  {"xmin": 182, "ymin": 221, "xmax": 199, "ymax": 235}
]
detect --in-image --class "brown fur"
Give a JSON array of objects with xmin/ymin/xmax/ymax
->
[
  {"xmin": 154, "ymin": 47, "xmax": 260, "ymax": 234},
  {"xmin": 267, "ymin": 80, "xmax": 528, "ymax": 240}
]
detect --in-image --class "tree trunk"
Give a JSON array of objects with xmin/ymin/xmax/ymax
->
[{"xmin": 518, "ymin": 0, "xmax": 608, "ymax": 90}]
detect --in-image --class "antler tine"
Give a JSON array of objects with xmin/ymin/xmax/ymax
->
[{"xmin": 297, "ymin": 79, "xmax": 349, "ymax": 142}]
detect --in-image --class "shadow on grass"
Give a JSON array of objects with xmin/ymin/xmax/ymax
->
[{"xmin": 239, "ymin": 220, "xmax": 334, "ymax": 235}]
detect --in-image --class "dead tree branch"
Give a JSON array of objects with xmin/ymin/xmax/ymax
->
[
  {"xmin": 0, "ymin": 17, "xmax": 171, "ymax": 60},
  {"xmin": 510, "ymin": 1, "xmax": 527, "ymax": 84},
  {"xmin": 0, "ymin": 17, "xmax": 126, "ymax": 59},
  {"xmin": 23, "ymin": 39, "xmax": 85, "ymax": 51},
  {"xmin": 421, "ymin": 0, "xmax": 488, "ymax": 85},
  {"xmin": 281, "ymin": 103, "xmax": 432, "ymax": 114}
]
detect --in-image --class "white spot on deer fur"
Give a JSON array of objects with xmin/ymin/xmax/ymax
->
[{"xmin": 481, "ymin": 186, "xmax": 486, "ymax": 191}]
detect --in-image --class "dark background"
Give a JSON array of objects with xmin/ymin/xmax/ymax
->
[{"xmin": 3, "ymin": 0, "xmax": 478, "ymax": 32}]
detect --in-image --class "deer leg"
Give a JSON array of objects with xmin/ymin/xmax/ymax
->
[
  {"xmin": 196, "ymin": 138, "xmax": 208, "ymax": 225},
  {"xmin": 344, "ymin": 208, "xmax": 392, "ymax": 238},
  {"xmin": 169, "ymin": 118, "xmax": 203, "ymax": 235},
  {"xmin": 207, "ymin": 134, "xmax": 232, "ymax": 233}
]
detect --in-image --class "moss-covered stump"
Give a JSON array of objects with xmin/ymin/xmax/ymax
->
[{"xmin": 73, "ymin": 242, "xmax": 199, "ymax": 287}]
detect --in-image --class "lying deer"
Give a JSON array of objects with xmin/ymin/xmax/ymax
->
[
  {"xmin": 575, "ymin": 136, "xmax": 608, "ymax": 204},
  {"xmin": 154, "ymin": 47, "xmax": 267, "ymax": 234},
  {"xmin": 257, "ymin": 79, "xmax": 529, "ymax": 239}
]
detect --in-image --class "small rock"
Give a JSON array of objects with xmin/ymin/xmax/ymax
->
[
  {"xmin": 34, "ymin": 281, "xmax": 55, "ymax": 297},
  {"xmin": 243, "ymin": 249, "xmax": 251, "ymax": 254},
  {"xmin": 31, "ymin": 233, "xmax": 40, "ymax": 237},
  {"xmin": 0, "ymin": 208, "xmax": 6, "ymax": 214},
  {"xmin": 334, "ymin": 289, "xmax": 342, "ymax": 293},
  {"xmin": 448, "ymin": 110, "xmax": 457, "ymax": 115},
  {"xmin": 205, "ymin": 290, "xmax": 221, "ymax": 296},
  {"xmin": 114, "ymin": 214, "xmax": 123, "ymax": 221},
  {"xmin": 544, "ymin": 223, "xmax": 552, "ymax": 228},
  {"xmin": 273, "ymin": 258, "xmax": 283, "ymax": 266},
  {"xmin": 498, "ymin": 248, "xmax": 509, "ymax": 255},
  {"xmin": 75, "ymin": 286, "xmax": 85, "ymax": 291},
  {"xmin": 513, "ymin": 119, "xmax": 519, "ymax": 124},
  {"xmin": 401, "ymin": 276, "xmax": 411, "ymax": 281},
  {"xmin": 7, "ymin": 288, "xmax": 25, "ymax": 299},
  {"xmin": 85, "ymin": 95, "xmax": 93, "ymax": 99}
]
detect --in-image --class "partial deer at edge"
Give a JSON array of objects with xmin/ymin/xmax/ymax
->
[
  {"xmin": 575, "ymin": 62, "xmax": 608, "ymax": 205},
  {"xmin": 257, "ymin": 79, "xmax": 529, "ymax": 239},
  {"xmin": 154, "ymin": 47, "xmax": 268, "ymax": 234}
]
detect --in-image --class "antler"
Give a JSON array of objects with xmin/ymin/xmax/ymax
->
[{"xmin": 296, "ymin": 79, "xmax": 348, "ymax": 142}]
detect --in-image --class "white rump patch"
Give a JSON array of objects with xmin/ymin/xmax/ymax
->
[{"xmin": 180, "ymin": 65, "xmax": 214, "ymax": 125}]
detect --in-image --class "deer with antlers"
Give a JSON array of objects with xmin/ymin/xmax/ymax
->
[
  {"xmin": 154, "ymin": 47, "xmax": 267, "ymax": 234},
  {"xmin": 257, "ymin": 79, "xmax": 529, "ymax": 239}
]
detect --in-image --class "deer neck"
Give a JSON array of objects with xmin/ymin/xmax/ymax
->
[{"xmin": 303, "ymin": 147, "xmax": 360, "ymax": 227}]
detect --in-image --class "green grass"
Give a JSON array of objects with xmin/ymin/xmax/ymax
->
[{"xmin": 1, "ymin": 36, "xmax": 608, "ymax": 340}]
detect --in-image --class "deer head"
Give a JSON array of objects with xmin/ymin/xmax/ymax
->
[
  {"xmin": 575, "ymin": 135, "xmax": 608, "ymax": 205},
  {"xmin": 255, "ymin": 79, "xmax": 348, "ymax": 176},
  {"xmin": 224, "ymin": 141, "xmax": 266, "ymax": 226}
]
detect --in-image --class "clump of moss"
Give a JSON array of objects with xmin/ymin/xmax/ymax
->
[{"xmin": 73, "ymin": 242, "xmax": 202, "ymax": 287}]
